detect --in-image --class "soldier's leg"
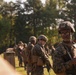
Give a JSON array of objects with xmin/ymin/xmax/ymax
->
[
  {"xmin": 31, "ymin": 66, "xmax": 44, "ymax": 75},
  {"xmin": 18, "ymin": 56, "xmax": 23, "ymax": 67},
  {"xmin": 26, "ymin": 64, "xmax": 32, "ymax": 75}
]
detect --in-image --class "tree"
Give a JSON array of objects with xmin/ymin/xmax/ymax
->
[
  {"xmin": 0, "ymin": 1, "xmax": 18, "ymax": 47},
  {"xmin": 66, "ymin": 0, "xmax": 76, "ymax": 39},
  {"xmin": 0, "ymin": 17, "xmax": 11, "ymax": 49},
  {"xmin": 27, "ymin": 0, "xmax": 43, "ymax": 36},
  {"xmin": 58, "ymin": 0, "xmax": 76, "ymax": 39},
  {"xmin": 0, "ymin": 0, "xmax": 67, "ymax": 45},
  {"xmin": 13, "ymin": 0, "xmax": 34, "ymax": 43}
]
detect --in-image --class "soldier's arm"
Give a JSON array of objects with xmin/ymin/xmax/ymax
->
[
  {"xmin": 52, "ymin": 49, "xmax": 72, "ymax": 74},
  {"xmin": 35, "ymin": 46, "xmax": 51, "ymax": 65},
  {"xmin": 27, "ymin": 43, "xmax": 34, "ymax": 51}
]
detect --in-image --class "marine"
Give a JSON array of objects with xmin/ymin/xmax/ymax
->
[
  {"xmin": 52, "ymin": 21, "xmax": 76, "ymax": 75},
  {"xmin": 23, "ymin": 36, "xmax": 37, "ymax": 75},
  {"xmin": 31, "ymin": 35, "xmax": 51, "ymax": 75}
]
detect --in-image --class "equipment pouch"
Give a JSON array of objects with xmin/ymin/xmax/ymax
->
[
  {"xmin": 37, "ymin": 57, "xmax": 44, "ymax": 66},
  {"xmin": 32, "ymin": 55, "xmax": 38, "ymax": 63}
]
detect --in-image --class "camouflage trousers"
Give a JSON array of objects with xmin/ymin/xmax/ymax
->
[
  {"xmin": 31, "ymin": 66, "xmax": 44, "ymax": 75},
  {"xmin": 26, "ymin": 64, "xmax": 32, "ymax": 75}
]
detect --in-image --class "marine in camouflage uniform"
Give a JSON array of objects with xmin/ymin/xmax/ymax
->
[
  {"xmin": 21, "ymin": 43, "xmax": 27, "ymax": 69},
  {"xmin": 52, "ymin": 21, "xmax": 76, "ymax": 75},
  {"xmin": 17, "ymin": 41, "xmax": 24, "ymax": 67},
  {"xmin": 25, "ymin": 36, "xmax": 37, "ymax": 75},
  {"xmin": 31, "ymin": 35, "xmax": 51, "ymax": 75}
]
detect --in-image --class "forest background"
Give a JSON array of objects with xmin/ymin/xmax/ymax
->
[{"xmin": 0, "ymin": 0, "xmax": 76, "ymax": 50}]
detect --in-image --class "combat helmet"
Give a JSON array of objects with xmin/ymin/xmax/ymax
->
[
  {"xmin": 37, "ymin": 35, "xmax": 48, "ymax": 42},
  {"xmin": 18, "ymin": 41, "xmax": 24, "ymax": 46},
  {"xmin": 23, "ymin": 43, "xmax": 27, "ymax": 47},
  {"xmin": 58, "ymin": 21, "xmax": 75, "ymax": 34},
  {"xmin": 29, "ymin": 36, "xmax": 36, "ymax": 42}
]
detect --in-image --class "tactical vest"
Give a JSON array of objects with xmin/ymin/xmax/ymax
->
[
  {"xmin": 22, "ymin": 43, "xmax": 34, "ymax": 64},
  {"xmin": 31, "ymin": 44, "xmax": 46, "ymax": 66}
]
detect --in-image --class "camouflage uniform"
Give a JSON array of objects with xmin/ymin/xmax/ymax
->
[
  {"xmin": 17, "ymin": 41, "xmax": 24, "ymax": 67},
  {"xmin": 31, "ymin": 35, "xmax": 51, "ymax": 75},
  {"xmin": 25, "ymin": 36, "xmax": 37, "ymax": 75},
  {"xmin": 52, "ymin": 21, "xmax": 76, "ymax": 75},
  {"xmin": 21, "ymin": 43, "xmax": 27, "ymax": 69}
]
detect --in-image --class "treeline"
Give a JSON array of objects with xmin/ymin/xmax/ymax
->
[{"xmin": 0, "ymin": 0, "xmax": 76, "ymax": 49}]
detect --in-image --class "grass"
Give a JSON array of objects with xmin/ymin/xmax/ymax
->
[{"xmin": 15, "ymin": 56, "xmax": 27, "ymax": 75}]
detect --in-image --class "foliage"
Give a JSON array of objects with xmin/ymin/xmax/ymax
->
[
  {"xmin": 1, "ymin": 0, "xmax": 76, "ymax": 48},
  {"xmin": 66, "ymin": 0, "xmax": 76, "ymax": 39},
  {"xmin": 0, "ymin": 18, "xmax": 11, "ymax": 49}
]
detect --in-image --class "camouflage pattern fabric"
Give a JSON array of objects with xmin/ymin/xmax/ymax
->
[
  {"xmin": 52, "ymin": 41, "xmax": 76, "ymax": 75},
  {"xmin": 25, "ymin": 42, "xmax": 35, "ymax": 75},
  {"xmin": 31, "ymin": 43, "xmax": 51, "ymax": 75},
  {"xmin": 32, "ymin": 66, "xmax": 44, "ymax": 75}
]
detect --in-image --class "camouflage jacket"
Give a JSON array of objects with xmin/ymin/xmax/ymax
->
[
  {"xmin": 26, "ymin": 42, "xmax": 34, "ymax": 63},
  {"xmin": 52, "ymin": 41, "xmax": 76, "ymax": 75},
  {"xmin": 32, "ymin": 43, "xmax": 50, "ymax": 66}
]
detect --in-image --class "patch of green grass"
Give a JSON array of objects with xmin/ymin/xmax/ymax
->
[{"xmin": 15, "ymin": 56, "xmax": 26, "ymax": 75}]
